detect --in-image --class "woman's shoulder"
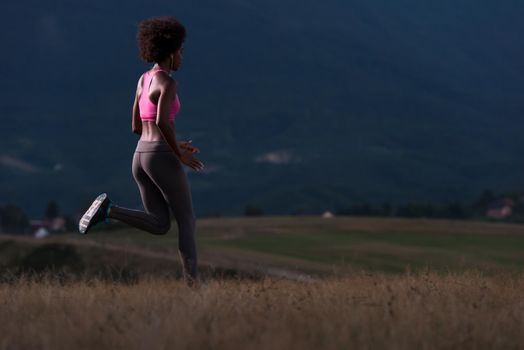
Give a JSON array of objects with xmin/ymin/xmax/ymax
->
[
  {"xmin": 155, "ymin": 72, "xmax": 177, "ymax": 89},
  {"xmin": 140, "ymin": 69, "xmax": 176, "ymax": 90}
]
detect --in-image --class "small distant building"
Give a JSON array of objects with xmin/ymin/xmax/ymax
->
[
  {"xmin": 486, "ymin": 198, "xmax": 514, "ymax": 219},
  {"xmin": 29, "ymin": 216, "xmax": 67, "ymax": 235},
  {"xmin": 30, "ymin": 219, "xmax": 46, "ymax": 232},
  {"xmin": 34, "ymin": 227, "xmax": 50, "ymax": 239},
  {"xmin": 322, "ymin": 210, "xmax": 334, "ymax": 219},
  {"xmin": 49, "ymin": 217, "xmax": 66, "ymax": 232}
]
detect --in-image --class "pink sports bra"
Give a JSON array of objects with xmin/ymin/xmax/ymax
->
[{"xmin": 138, "ymin": 68, "xmax": 180, "ymax": 122}]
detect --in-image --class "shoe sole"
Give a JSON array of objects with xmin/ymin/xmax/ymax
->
[{"xmin": 79, "ymin": 193, "xmax": 107, "ymax": 234}]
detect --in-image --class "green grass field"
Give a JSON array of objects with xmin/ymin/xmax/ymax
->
[{"xmin": 63, "ymin": 216, "xmax": 524, "ymax": 278}]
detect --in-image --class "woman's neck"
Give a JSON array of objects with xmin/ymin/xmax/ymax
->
[{"xmin": 153, "ymin": 63, "xmax": 171, "ymax": 72}]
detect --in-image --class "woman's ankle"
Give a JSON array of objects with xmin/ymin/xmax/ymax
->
[{"xmin": 104, "ymin": 202, "xmax": 114, "ymax": 223}]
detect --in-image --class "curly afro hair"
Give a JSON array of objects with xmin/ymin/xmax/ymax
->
[{"xmin": 137, "ymin": 16, "xmax": 186, "ymax": 63}]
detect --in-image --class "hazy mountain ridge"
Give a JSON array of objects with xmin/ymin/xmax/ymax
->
[{"xmin": 1, "ymin": 0, "xmax": 523, "ymax": 217}]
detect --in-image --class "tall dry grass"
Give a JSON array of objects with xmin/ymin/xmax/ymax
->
[{"xmin": 1, "ymin": 270, "xmax": 523, "ymax": 350}]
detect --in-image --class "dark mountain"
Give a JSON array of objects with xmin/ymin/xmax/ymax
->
[{"xmin": 1, "ymin": 0, "xmax": 524, "ymax": 217}]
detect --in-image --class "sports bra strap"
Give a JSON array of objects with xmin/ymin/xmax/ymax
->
[
  {"xmin": 143, "ymin": 68, "xmax": 169, "ymax": 93},
  {"xmin": 150, "ymin": 68, "xmax": 169, "ymax": 74}
]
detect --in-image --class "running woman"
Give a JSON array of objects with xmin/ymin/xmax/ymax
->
[{"xmin": 78, "ymin": 16, "xmax": 204, "ymax": 287}]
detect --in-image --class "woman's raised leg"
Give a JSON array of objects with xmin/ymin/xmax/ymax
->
[{"xmin": 108, "ymin": 151, "xmax": 171, "ymax": 235}]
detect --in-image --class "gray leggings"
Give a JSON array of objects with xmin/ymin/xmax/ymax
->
[{"xmin": 109, "ymin": 140, "xmax": 198, "ymax": 281}]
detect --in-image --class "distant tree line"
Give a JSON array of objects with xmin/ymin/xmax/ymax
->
[
  {"xmin": 241, "ymin": 189, "xmax": 524, "ymax": 222},
  {"xmin": 0, "ymin": 204, "xmax": 29, "ymax": 233},
  {"xmin": 0, "ymin": 200, "xmax": 76, "ymax": 234},
  {"xmin": 244, "ymin": 204, "xmax": 264, "ymax": 217},
  {"xmin": 334, "ymin": 190, "xmax": 524, "ymax": 222},
  {"xmin": 3, "ymin": 189, "xmax": 524, "ymax": 232},
  {"xmin": 335, "ymin": 201, "xmax": 468, "ymax": 219},
  {"xmin": 240, "ymin": 192, "xmax": 481, "ymax": 219},
  {"xmin": 238, "ymin": 190, "xmax": 524, "ymax": 222}
]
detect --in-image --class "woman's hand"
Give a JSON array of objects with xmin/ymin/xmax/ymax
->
[
  {"xmin": 179, "ymin": 140, "xmax": 200, "ymax": 154},
  {"xmin": 179, "ymin": 151, "xmax": 204, "ymax": 172}
]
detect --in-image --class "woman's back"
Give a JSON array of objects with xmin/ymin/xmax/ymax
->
[
  {"xmin": 138, "ymin": 68, "xmax": 180, "ymax": 122},
  {"xmin": 137, "ymin": 68, "xmax": 180, "ymax": 141}
]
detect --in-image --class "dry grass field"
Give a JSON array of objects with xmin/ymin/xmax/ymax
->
[
  {"xmin": 1, "ymin": 270, "xmax": 524, "ymax": 350},
  {"xmin": 2, "ymin": 216, "xmax": 524, "ymax": 349}
]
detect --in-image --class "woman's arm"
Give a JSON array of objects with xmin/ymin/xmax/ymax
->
[
  {"xmin": 131, "ymin": 76, "xmax": 143, "ymax": 135},
  {"xmin": 156, "ymin": 75, "xmax": 204, "ymax": 171},
  {"xmin": 156, "ymin": 79, "xmax": 183, "ymax": 158}
]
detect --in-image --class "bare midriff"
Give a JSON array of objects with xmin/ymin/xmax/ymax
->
[{"xmin": 139, "ymin": 121, "xmax": 172, "ymax": 142}]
